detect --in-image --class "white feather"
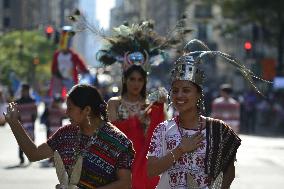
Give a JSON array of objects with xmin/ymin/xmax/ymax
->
[{"xmin": 69, "ymin": 155, "xmax": 83, "ymax": 185}]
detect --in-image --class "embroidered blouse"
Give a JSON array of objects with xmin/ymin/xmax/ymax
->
[
  {"xmin": 148, "ymin": 117, "xmax": 241, "ymax": 189},
  {"xmin": 47, "ymin": 122, "xmax": 135, "ymax": 188},
  {"xmin": 148, "ymin": 118, "xmax": 210, "ymax": 188}
]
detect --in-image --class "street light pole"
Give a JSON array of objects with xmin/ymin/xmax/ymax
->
[{"xmin": 60, "ymin": 0, "xmax": 65, "ymax": 27}]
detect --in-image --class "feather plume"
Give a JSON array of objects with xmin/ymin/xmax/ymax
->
[
  {"xmin": 194, "ymin": 50, "xmax": 272, "ymax": 96},
  {"xmin": 69, "ymin": 155, "xmax": 83, "ymax": 185},
  {"xmin": 68, "ymin": 9, "xmax": 188, "ymax": 69},
  {"xmin": 54, "ymin": 151, "xmax": 69, "ymax": 186}
]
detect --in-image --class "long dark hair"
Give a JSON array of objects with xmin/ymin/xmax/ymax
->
[
  {"xmin": 121, "ymin": 65, "xmax": 147, "ymax": 99},
  {"xmin": 67, "ymin": 84, "xmax": 108, "ymax": 121}
]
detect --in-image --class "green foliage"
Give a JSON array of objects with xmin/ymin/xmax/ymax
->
[
  {"xmin": 216, "ymin": 0, "xmax": 284, "ymax": 41},
  {"xmin": 0, "ymin": 30, "xmax": 56, "ymax": 86},
  {"xmin": 214, "ymin": 0, "xmax": 284, "ymax": 75}
]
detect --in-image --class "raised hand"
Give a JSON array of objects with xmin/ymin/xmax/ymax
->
[
  {"xmin": 147, "ymin": 87, "xmax": 168, "ymax": 104},
  {"xmin": 3, "ymin": 102, "xmax": 19, "ymax": 123}
]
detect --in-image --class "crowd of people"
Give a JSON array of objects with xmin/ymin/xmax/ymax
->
[{"xmin": 0, "ymin": 19, "xmax": 280, "ymax": 189}]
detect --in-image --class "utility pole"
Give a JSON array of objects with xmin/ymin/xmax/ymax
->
[{"xmin": 60, "ymin": 0, "xmax": 65, "ymax": 27}]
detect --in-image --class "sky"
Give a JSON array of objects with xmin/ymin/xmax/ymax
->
[{"xmin": 96, "ymin": 0, "xmax": 116, "ymax": 29}]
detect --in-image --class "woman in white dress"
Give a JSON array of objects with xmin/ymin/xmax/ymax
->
[{"xmin": 147, "ymin": 39, "xmax": 269, "ymax": 189}]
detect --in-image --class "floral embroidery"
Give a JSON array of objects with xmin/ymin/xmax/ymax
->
[{"xmin": 148, "ymin": 119, "xmax": 211, "ymax": 188}]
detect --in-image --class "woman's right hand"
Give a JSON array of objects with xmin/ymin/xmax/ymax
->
[
  {"xmin": 3, "ymin": 102, "xmax": 20, "ymax": 123},
  {"xmin": 178, "ymin": 132, "xmax": 204, "ymax": 153}
]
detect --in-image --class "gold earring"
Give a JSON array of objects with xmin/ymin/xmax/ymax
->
[{"xmin": 87, "ymin": 115, "xmax": 91, "ymax": 126}]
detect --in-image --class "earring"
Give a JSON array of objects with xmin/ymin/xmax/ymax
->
[
  {"xmin": 196, "ymin": 92, "xmax": 205, "ymax": 114},
  {"xmin": 196, "ymin": 98, "xmax": 202, "ymax": 109},
  {"xmin": 167, "ymin": 92, "xmax": 173, "ymax": 111},
  {"xmin": 87, "ymin": 115, "xmax": 91, "ymax": 127}
]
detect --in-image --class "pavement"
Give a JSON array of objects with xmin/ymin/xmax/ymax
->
[{"xmin": 231, "ymin": 134, "xmax": 284, "ymax": 189}]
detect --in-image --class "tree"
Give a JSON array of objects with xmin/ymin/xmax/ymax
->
[
  {"xmin": 212, "ymin": 0, "xmax": 284, "ymax": 75},
  {"xmin": 0, "ymin": 30, "xmax": 57, "ymax": 89}
]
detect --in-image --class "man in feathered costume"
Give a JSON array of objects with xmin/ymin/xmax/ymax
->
[{"xmin": 49, "ymin": 26, "xmax": 89, "ymax": 98}]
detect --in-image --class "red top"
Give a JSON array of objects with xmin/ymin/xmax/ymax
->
[
  {"xmin": 51, "ymin": 49, "xmax": 88, "ymax": 83},
  {"xmin": 112, "ymin": 102, "xmax": 165, "ymax": 189}
]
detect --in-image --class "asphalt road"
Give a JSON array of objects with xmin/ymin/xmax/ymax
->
[{"xmin": 0, "ymin": 111, "xmax": 283, "ymax": 188}]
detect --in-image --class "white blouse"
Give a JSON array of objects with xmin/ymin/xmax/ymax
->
[{"xmin": 147, "ymin": 118, "xmax": 211, "ymax": 189}]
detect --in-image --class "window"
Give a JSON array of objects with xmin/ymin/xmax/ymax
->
[
  {"xmin": 197, "ymin": 23, "xmax": 207, "ymax": 40},
  {"xmin": 194, "ymin": 4, "xmax": 212, "ymax": 18},
  {"xmin": 3, "ymin": 17, "xmax": 10, "ymax": 27},
  {"xmin": 3, "ymin": 0, "xmax": 10, "ymax": 9}
]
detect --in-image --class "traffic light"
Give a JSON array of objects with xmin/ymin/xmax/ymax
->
[
  {"xmin": 244, "ymin": 41, "xmax": 252, "ymax": 51},
  {"xmin": 244, "ymin": 40, "xmax": 253, "ymax": 58},
  {"xmin": 45, "ymin": 25, "xmax": 54, "ymax": 39}
]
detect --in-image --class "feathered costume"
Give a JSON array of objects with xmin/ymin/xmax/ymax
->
[{"xmin": 49, "ymin": 26, "xmax": 89, "ymax": 98}]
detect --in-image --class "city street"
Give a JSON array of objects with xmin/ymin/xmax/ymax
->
[
  {"xmin": 0, "ymin": 122, "xmax": 57, "ymax": 189},
  {"xmin": 0, "ymin": 116, "xmax": 284, "ymax": 188},
  {"xmin": 231, "ymin": 134, "xmax": 284, "ymax": 189},
  {"xmin": 1, "ymin": 0, "xmax": 284, "ymax": 188}
]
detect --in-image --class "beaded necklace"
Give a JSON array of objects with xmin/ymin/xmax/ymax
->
[
  {"xmin": 175, "ymin": 115, "xmax": 202, "ymax": 138},
  {"xmin": 118, "ymin": 98, "xmax": 143, "ymax": 119}
]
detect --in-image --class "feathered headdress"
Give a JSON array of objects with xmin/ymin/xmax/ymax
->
[
  {"xmin": 96, "ymin": 21, "xmax": 172, "ymax": 73},
  {"xmin": 171, "ymin": 39, "xmax": 272, "ymax": 95},
  {"xmin": 69, "ymin": 9, "xmax": 186, "ymax": 73}
]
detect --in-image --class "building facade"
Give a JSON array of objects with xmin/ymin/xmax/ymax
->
[{"xmin": 0, "ymin": 0, "xmax": 78, "ymax": 32}]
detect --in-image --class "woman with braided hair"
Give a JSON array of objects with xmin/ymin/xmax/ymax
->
[
  {"xmin": 147, "ymin": 39, "xmax": 270, "ymax": 189},
  {"xmin": 4, "ymin": 84, "xmax": 135, "ymax": 188}
]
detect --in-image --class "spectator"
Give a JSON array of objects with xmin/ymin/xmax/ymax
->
[
  {"xmin": 0, "ymin": 88, "xmax": 7, "ymax": 126},
  {"xmin": 211, "ymin": 84, "xmax": 240, "ymax": 134},
  {"xmin": 15, "ymin": 84, "xmax": 37, "ymax": 165}
]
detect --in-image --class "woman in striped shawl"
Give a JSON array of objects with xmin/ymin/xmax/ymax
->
[{"xmin": 4, "ymin": 84, "xmax": 135, "ymax": 188}]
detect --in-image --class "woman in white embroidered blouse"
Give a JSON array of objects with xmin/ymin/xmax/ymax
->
[{"xmin": 147, "ymin": 39, "xmax": 244, "ymax": 189}]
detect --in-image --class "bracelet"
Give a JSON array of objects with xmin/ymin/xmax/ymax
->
[{"xmin": 170, "ymin": 151, "xmax": 176, "ymax": 163}]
